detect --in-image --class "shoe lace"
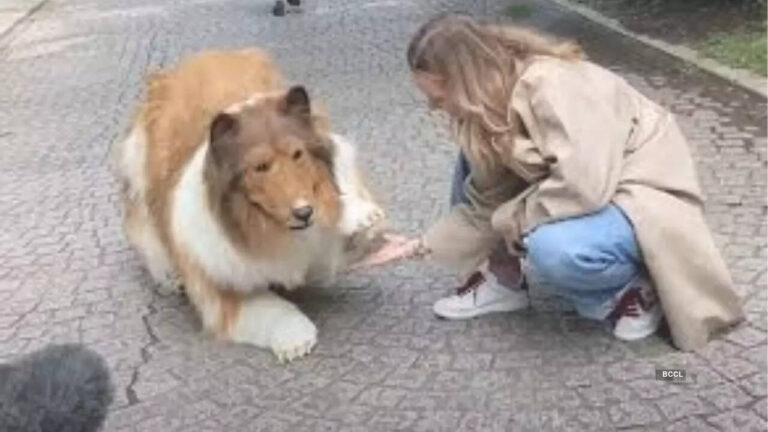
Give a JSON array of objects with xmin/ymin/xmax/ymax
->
[{"xmin": 456, "ymin": 272, "xmax": 486, "ymax": 297}]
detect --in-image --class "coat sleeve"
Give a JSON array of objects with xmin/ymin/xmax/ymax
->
[
  {"xmin": 424, "ymin": 157, "xmax": 526, "ymax": 275},
  {"xmin": 491, "ymin": 64, "xmax": 631, "ymax": 244}
]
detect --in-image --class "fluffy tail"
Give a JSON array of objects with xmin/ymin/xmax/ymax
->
[{"xmin": 0, "ymin": 344, "xmax": 114, "ymax": 432}]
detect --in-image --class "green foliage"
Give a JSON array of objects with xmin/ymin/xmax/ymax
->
[
  {"xmin": 505, "ymin": 2, "xmax": 534, "ymax": 18},
  {"xmin": 698, "ymin": 27, "xmax": 767, "ymax": 76}
]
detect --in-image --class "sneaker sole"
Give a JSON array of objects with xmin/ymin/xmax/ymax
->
[
  {"xmin": 613, "ymin": 311, "xmax": 664, "ymax": 341},
  {"xmin": 433, "ymin": 300, "xmax": 529, "ymax": 320}
]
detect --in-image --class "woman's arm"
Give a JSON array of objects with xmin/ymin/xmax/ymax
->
[
  {"xmin": 424, "ymin": 165, "xmax": 524, "ymax": 274},
  {"xmin": 350, "ymin": 163, "xmax": 525, "ymax": 273}
]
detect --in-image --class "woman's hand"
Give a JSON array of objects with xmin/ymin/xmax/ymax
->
[{"xmin": 348, "ymin": 234, "xmax": 424, "ymax": 270}]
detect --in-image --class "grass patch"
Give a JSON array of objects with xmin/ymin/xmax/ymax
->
[
  {"xmin": 698, "ymin": 27, "xmax": 767, "ymax": 76},
  {"xmin": 505, "ymin": 2, "xmax": 533, "ymax": 18}
]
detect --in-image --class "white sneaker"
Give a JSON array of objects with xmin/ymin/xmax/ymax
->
[
  {"xmin": 432, "ymin": 268, "xmax": 529, "ymax": 320},
  {"xmin": 610, "ymin": 274, "xmax": 663, "ymax": 341}
]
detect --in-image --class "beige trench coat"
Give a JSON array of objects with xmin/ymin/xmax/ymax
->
[{"xmin": 424, "ymin": 56, "xmax": 744, "ymax": 351}]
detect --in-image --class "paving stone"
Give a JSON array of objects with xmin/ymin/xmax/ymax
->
[
  {"xmin": 607, "ymin": 401, "xmax": 663, "ymax": 428},
  {"xmin": 742, "ymin": 373, "xmax": 768, "ymax": 398},
  {"xmin": 457, "ymin": 412, "xmax": 514, "ymax": 432},
  {"xmin": 699, "ymin": 382, "xmax": 758, "ymax": 411},
  {"xmin": 367, "ymin": 410, "xmax": 420, "ymax": 431},
  {"xmin": 606, "ymin": 359, "xmax": 656, "ymax": 381},
  {"xmin": 664, "ymin": 416, "xmax": 719, "ymax": 432},
  {"xmin": 510, "ymin": 408, "xmax": 612, "ymax": 431},
  {"xmin": 629, "ymin": 377, "xmax": 684, "ymax": 400},
  {"xmin": 753, "ymin": 398, "xmax": 768, "ymax": 420},
  {"xmin": 710, "ymin": 356, "xmax": 763, "ymax": 381},
  {"xmin": 707, "ymin": 408, "xmax": 768, "ymax": 432},
  {"xmin": 579, "ymin": 382, "xmax": 636, "ymax": 407},
  {"xmin": 535, "ymin": 387, "xmax": 583, "ymax": 409},
  {"xmin": 656, "ymin": 393, "xmax": 710, "ymax": 421},
  {"xmin": 727, "ymin": 325, "xmax": 768, "ymax": 347},
  {"xmin": 740, "ymin": 345, "xmax": 768, "ymax": 369},
  {"xmin": 356, "ymin": 387, "xmax": 409, "ymax": 408}
]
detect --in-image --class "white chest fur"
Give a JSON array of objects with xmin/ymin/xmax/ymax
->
[{"xmin": 171, "ymin": 145, "xmax": 342, "ymax": 291}]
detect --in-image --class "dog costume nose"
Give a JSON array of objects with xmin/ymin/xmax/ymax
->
[{"xmin": 292, "ymin": 205, "xmax": 313, "ymax": 222}]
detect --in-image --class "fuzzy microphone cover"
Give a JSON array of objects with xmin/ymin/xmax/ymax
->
[{"xmin": 0, "ymin": 343, "xmax": 114, "ymax": 432}]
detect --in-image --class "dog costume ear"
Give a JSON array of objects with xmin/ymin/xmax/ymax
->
[
  {"xmin": 308, "ymin": 136, "xmax": 336, "ymax": 174},
  {"xmin": 284, "ymin": 86, "xmax": 311, "ymax": 120},
  {"xmin": 209, "ymin": 112, "xmax": 240, "ymax": 166}
]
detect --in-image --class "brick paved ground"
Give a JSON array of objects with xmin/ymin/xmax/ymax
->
[{"xmin": 0, "ymin": 0, "xmax": 765, "ymax": 431}]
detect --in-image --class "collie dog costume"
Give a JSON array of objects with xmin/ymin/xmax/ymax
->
[{"xmin": 112, "ymin": 49, "xmax": 385, "ymax": 362}]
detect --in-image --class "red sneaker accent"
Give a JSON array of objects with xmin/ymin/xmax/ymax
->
[
  {"xmin": 608, "ymin": 288, "xmax": 657, "ymax": 322},
  {"xmin": 456, "ymin": 272, "xmax": 486, "ymax": 296}
]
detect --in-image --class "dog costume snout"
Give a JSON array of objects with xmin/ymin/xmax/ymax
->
[{"xmin": 292, "ymin": 205, "xmax": 314, "ymax": 222}]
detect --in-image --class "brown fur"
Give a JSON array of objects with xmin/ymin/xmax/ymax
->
[{"xmin": 139, "ymin": 49, "xmax": 286, "ymax": 249}]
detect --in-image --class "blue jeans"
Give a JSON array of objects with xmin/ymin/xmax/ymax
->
[{"xmin": 450, "ymin": 153, "xmax": 642, "ymax": 320}]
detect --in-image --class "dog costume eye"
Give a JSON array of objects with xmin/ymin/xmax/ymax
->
[
  {"xmin": 254, "ymin": 163, "xmax": 270, "ymax": 172},
  {"xmin": 293, "ymin": 150, "xmax": 303, "ymax": 160}
]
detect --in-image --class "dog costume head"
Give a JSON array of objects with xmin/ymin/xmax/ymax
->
[{"xmin": 206, "ymin": 86, "xmax": 341, "ymax": 233}]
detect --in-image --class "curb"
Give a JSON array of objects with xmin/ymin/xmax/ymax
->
[{"xmin": 549, "ymin": 0, "xmax": 768, "ymax": 98}]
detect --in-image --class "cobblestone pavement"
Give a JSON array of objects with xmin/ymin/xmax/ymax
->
[{"xmin": 0, "ymin": 0, "xmax": 765, "ymax": 430}]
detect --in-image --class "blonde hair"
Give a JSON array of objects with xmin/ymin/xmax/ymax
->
[{"xmin": 407, "ymin": 13, "xmax": 583, "ymax": 168}]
